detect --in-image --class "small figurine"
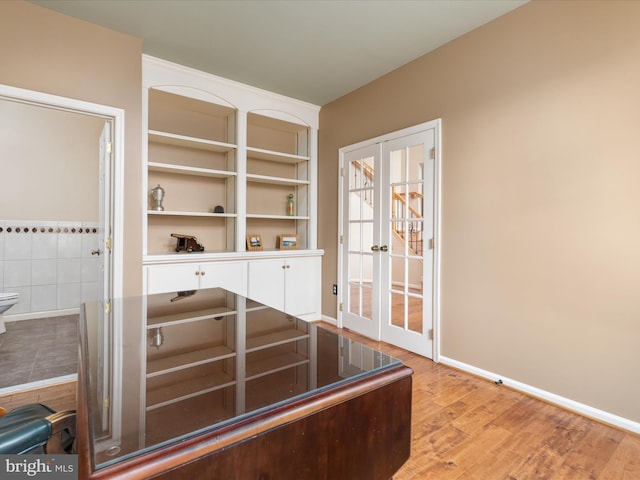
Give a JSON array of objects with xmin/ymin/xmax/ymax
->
[
  {"xmin": 170, "ymin": 290, "xmax": 196, "ymax": 302},
  {"xmin": 150, "ymin": 184, "xmax": 165, "ymax": 211},
  {"xmin": 171, "ymin": 233, "xmax": 205, "ymax": 252}
]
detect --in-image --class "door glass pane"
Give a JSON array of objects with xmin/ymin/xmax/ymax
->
[
  {"xmin": 345, "ymin": 152, "xmax": 375, "ymax": 324},
  {"xmin": 349, "ymin": 223, "xmax": 361, "ymax": 251},
  {"xmin": 362, "ymin": 253, "xmax": 373, "ymax": 287},
  {"xmin": 348, "ymin": 284, "xmax": 361, "ymax": 316},
  {"xmin": 386, "ymin": 143, "xmax": 426, "ymax": 335},
  {"xmin": 390, "ymin": 149, "xmax": 405, "ymax": 182},
  {"xmin": 362, "ymin": 222, "xmax": 373, "ymax": 251},
  {"xmin": 407, "ymin": 295, "xmax": 423, "ymax": 333},
  {"xmin": 391, "ymin": 292, "xmax": 405, "ymax": 328},
  {"xmin": 360, "ymin": 284, "xmax": 373, "ymax": 319},
  {"xmin": 349, "ymin": 160, "xmax": 361, "ymax": 189},
  {"xmin": 391, "ymin": 255, "xmax": 405, "ymax": 290},
  {"xmin": 362, "ymin": 190, "xmax": 374, "ymax": 220},
  {"xmin": 390, "ymin": 221, "xmax": 403, "ymax": 255},
  {"xmin": 407, "ymin": 220, "xmax": 424, "ymax": 257},
  {"xmin": 350, "ymin": 192, "xmax": 362, "ymax": 221},
  {"xmin": 361, "ymin": 157, "xmax": 374, "ymax": 188},
  {"xmin": 348, "ymin": 253, "xmax": 361, "ymax": 282},
  {"xmin": 391, "ymin": 184, "xmax": 406, "ymax": 219},
  {"xmin": 349, "ymin": 157, "xmax": 375, "ymax": 189},
  {"xmin": 408, "ymin": 144, "xmax": 424, "ymax": 180},
  {"xmin": 407, "ymin": 258, "xmax": 423, "ymax": 294}
]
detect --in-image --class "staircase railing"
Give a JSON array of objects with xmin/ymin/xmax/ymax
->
[
  {"xmin": 392, "ymin": 191, "xmax": 423, "ymax": 256},
  {"xmin": 351, "ymin": 160, "xmax": 424, "ymax": 256}
]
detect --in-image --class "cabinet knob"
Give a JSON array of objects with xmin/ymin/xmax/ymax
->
[
  {"xmin": 195, "ymin": 271, "xmax": 200, "ymax": 276},
  {"xmin": 201, "ymin": 271, "xmax": 206, "ymax": 276}
]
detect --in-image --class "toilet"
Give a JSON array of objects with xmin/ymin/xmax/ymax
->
[{"xmin": 0, "ymin": 293, "xmax": 20, "ymax": 334}]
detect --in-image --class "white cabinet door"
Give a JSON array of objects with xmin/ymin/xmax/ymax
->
[
  {"xmin": 199, "ymin": 261, "xmax": 247, "ymax": 296},
  {"xmin": 247, "ymin": 259, "xmax": 285, "ymax": 311},
  {"xmin": 147, "ymin": 264, "xmax": 200, "ymax": 294},
  {"xmin": 147, "ymin": 261, "xmax": 247, "ymax": 296},
  {"xmin": 285, "ymin": 257, "xmax": 321, "ymax": 318},
  {"xmin": 247, "ymin": 256, "xmax": 321, "ymax": 319}
]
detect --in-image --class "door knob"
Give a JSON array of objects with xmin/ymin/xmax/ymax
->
[
  {"xmin": 371, "ymin": 245, "xmax": 380, "ymax": 252},
  {"xmin": 91, "ymin": 250, "xmax": 101, "ymax": 256}
]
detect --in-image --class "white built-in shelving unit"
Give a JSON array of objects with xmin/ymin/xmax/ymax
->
[{"xmin": 142, "ymin": 55, "xmax": 322, "ymax": 320}]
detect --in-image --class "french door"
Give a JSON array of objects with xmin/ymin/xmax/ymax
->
[{"xmin": 339, "ymin": 121, "xmax": 440, "ymax": 358}]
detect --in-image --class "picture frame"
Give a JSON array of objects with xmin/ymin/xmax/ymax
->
[
  {"xmin": 246, "ymin": 234, "xmax": 263, "ymax": 251},
  {"xmin": 277, "ymin": 233, "xmax": 299, "ymax": 250}
]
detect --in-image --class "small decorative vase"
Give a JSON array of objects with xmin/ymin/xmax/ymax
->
[
  {"xmin": 150, "ymin": 184, "xmax": 165, "ymax": 211},
  {"xmin": 287, "ymin": 193, "xmax": 295, "ymax": 216}
]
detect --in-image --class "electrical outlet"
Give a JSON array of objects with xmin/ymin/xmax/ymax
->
[{"xmin": 332, "ymin": 284, "xmax": 338, "ymax": 295}]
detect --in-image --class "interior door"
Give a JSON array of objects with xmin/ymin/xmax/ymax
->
[
  {"xmin": 341, "ymin": 144, "xmax": 381, "ymax": 340},
  {"xmin": 97, "ymin": 121, "xmax": 113, "ymax": 432},
  {"xmin": 98, "ymin": 121, "xmax": 112, "ymax": 307},
  {"xmin": 339, "ymin": 121, "xmax": 439, "ymax": 358},
  {"xmin": 379, "ymin": 130, "xmax": 435, "ymax": 356}
]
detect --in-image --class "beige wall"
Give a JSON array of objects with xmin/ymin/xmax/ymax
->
[
  {"xmin": 0, "ymin": 0, "xmax": 143, "ymax": 296},
  {"xmin": 319, "ymin": 0, "xmax": 640, "ymax": 422},
  {"xmin": 0, "ymin": 99, "xmax": 104, "ymax": 221}
]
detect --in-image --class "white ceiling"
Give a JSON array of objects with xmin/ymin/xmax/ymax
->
[{"xmin": 31, "ymin": 0, "xmax": 528, "ymax": 106}]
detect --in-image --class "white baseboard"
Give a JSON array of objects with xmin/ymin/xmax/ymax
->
[
  {"xmin": 4, "ymin": 308, "xmax": 79, "ymax": 322},
  {"xmin": 0, "ymin": 374, "xmax": 77, "ymax": 396},
  {"xmin": 439, "ymin": 356, "xmax": 640, "ymax": 435}
]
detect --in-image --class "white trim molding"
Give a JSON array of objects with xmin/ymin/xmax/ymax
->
[{"xmin": 440, "ymin": 356, "xmax": 640, "ymax": 435}]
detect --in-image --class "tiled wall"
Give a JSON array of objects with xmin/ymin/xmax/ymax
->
[{"xmin": 0, "ymin": 221, "xmax": 100, "ymax": 317}]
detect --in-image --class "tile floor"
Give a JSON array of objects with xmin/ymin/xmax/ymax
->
[{"xmin": 0, "ymin": 315, "xmax": 78, "ymax": 389}]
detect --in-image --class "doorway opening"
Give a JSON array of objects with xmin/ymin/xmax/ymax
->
[
  {"xmin": 338, "ymin": 120, "xmax": 441, "ymax": 359},
  {"xmin": 0, "ymin": 84, "xmax": 124, "ymax": 392}
]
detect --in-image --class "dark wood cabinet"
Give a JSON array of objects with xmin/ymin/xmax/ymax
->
[{"xmin": 77, "ymin": 289, "xmax": 412, "ymax": 479}]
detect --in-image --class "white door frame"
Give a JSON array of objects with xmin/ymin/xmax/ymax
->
[
  {"xmin": 337, "ymin": 119, "xmax": 441, "ymax": 361},
  {"xmin": 0, "ymin": 82, "xmax": 125, "ymax": 441},
  {"xmin": 0, "ymin": 83, "xmax": 125, "ymax": 301}
]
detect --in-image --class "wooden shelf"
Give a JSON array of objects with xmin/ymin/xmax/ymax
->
[
  {"xmin": 146, "ymin": 370, "xmax": 235, "ymax": 411},
  {"xmin": 246, "ymin": 213, "xmax": 309, "ymax": 220},
  {"xmin": 246, "ymin": 303, "xmax": 269, "ymax": 312},
  {"xmin": 247, "ymin": 146, "xmax": 309, "ymax": 164},
  {"xmin": 149, "ymin": 130, "xmax": 236, "ymax": 153},
  {"xmin": 147, "ymin": 345, "xmax": 235, "ymax": 376},
  {"xmin": 148, "ymin": 210, "xmax": 237, "ymax": 218},
  {"xmin": 246, "ymin": 329, "xmax": 309, "ymax": 353},
  {"xmin": 246, "ymin": 352, "xmax": 309, "ymax": 380},
  {"xmin": 147, "ymin": 307, "xmax": 235, "ymax": 328},
  {"xmin": 246, "ymin": 173, "xmax": 309, "ymax": 186},
  {"xmin": 149, "ymin": 162, "xmax": 236, "ymax": 179}
]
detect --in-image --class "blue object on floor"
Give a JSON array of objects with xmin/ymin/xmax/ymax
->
[{"xmin": 0, "ymin": 403, "xmax": 75, "ymax": 454}]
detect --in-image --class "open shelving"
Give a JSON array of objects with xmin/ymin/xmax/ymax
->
[
  {"xmin": 143, "ymin": 292, "xmax": 313, "ymax": 416},
  {"xmin": 146, "ymin": 86, "xmax": 237, "ymax": 254},
  {"xmin": 142, "ymin": 55, "xmax": 322, "ymax": 319}
]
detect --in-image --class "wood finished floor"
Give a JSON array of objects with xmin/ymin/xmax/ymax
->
[
  {"xmin": 321, "ymin": 323, "xmax": 640, "ymax": 480},
  {"xmin": 1, "ymin": 324, "xmax": 638, "ymax": 479}
]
